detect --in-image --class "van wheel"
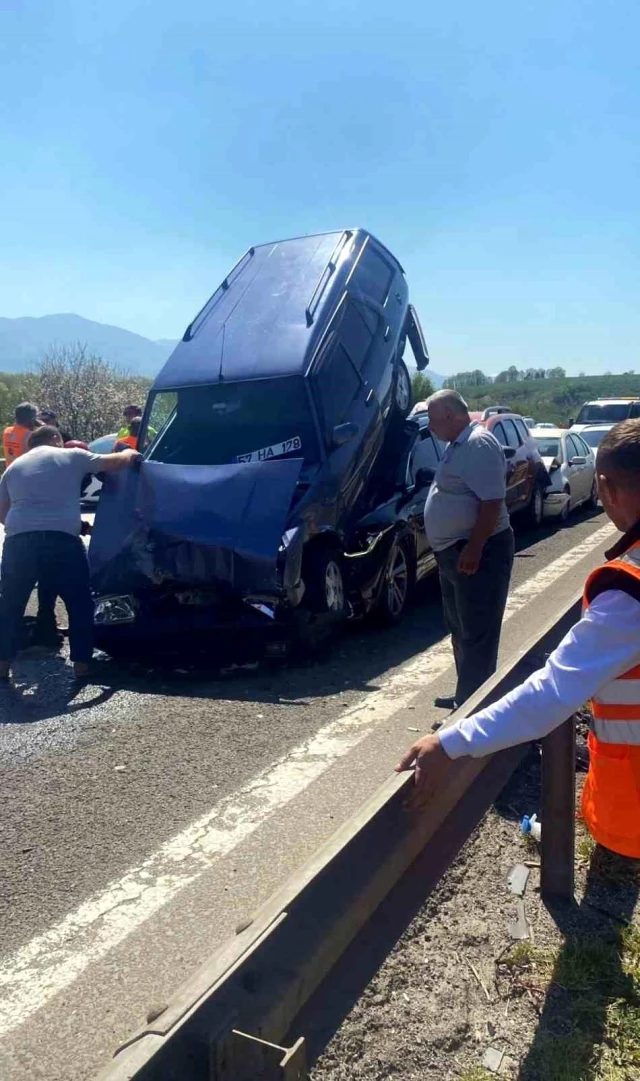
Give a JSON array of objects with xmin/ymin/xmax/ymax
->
[
  {"xmin": 293, "ymin": 545, "xmax": 347, "ymax": 653},
  {"xmin": 524, "ymin": 484, "xmax": 544, "ymax": 528},
  {"xmin": 393, "ymin": 360, "xmax": 413, "ymax": 417},
  {"xmin": 559, "ymin": 490, "xmax": 570, "ymax": 523},
  {"xmin": 587, "ymin": 478, "xmax": 599, "ymax": 509},
  {"xmin": 374, "ymin": 539, "xmax": 415, "ymax": 627}
]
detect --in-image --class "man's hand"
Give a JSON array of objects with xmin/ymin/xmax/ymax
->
[
  {"xmin": 97, "ymin": 449, "xmax": 143, "ymax": 473},
  {"xmin": 121, "ymin": 449, "xmax": 143, "ymax": 466},
  {"xmin": 457, "ymin": 541, "xmax": 482, "ymax": 575},
  {"xmin": 395, "ymin": 733, "xmax": 456, "ymax": 811}
]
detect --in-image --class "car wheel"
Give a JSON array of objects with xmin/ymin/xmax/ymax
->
[
  {"xmin": 559, "ymin": 490, "xmax": 570, "ymax": 523},
  {"xmin": 393, "ymin": 359, "xmax": 413, "ymax": 417},
  {"xmin": 524, "ymin": 484, "xmax": 544, "ymax": 528},
  {"xmin": 587, "ymin": 478, "xmax": 599, "ymax": 509},
  {"xmin": 374, "ymin": 539, "xmax": 415, "ymax": 627}
]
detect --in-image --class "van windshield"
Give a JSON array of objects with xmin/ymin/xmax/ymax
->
[
  {"xmin": 576, "ymin": 402, "xmax": 631, "ymax": 424},
  {"xmin": 144, "ymin": 378, "xmax": 319, "ymax": 466}
]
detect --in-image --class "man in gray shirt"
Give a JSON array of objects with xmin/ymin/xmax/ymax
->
[
  {"xmin": 423, "ymin": 390, "xmax": 514, "ymax": 710},
  {"xmin": 0, "ymin": 425, "xmax": 140, "ymax": 680}
]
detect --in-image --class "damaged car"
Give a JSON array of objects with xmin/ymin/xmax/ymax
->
[{"xmin": 90, "ymin": 229, "xmax": 431, "ymax": 657}]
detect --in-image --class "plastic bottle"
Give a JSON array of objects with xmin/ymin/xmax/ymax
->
[{"xmin": 520, "ymin": 813, "xmax": 542, "ymax": 842}]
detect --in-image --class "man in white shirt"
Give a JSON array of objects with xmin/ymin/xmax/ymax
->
[
  {"xmin": 0, "ymin": 425, "xmax": 140, "ymax": 680},
  {"xmin": 396, "ymin": 419, "xmax": 640, "ymax": 859}
]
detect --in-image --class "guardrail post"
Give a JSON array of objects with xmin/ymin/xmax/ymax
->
[{"xmin": 540, "ymin": 715, "xmax": 576, "ymax": 901}]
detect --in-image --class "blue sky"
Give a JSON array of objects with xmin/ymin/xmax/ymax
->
[{"xmin": 1, "ymin": 0, "xmax": 639, "ymax": 375}]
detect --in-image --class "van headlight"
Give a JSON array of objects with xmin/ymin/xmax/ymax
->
[{"xmin": 94, "ymin": 595, "xmax": 137, "ymax": 626}]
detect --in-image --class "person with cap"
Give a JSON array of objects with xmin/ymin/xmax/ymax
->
[
  {"xmin": 0, "ymin": 425, "xmax": 141, "ymax": 680},
  {"xmin": 3, "ymin": 403, "xmax": 40, "ymax": 465},
  {"xmin": 114, "ymin": 417, "xmax": 141, "ymax": 452},
  {"xmin": 116, "ymin": 405, "xmax": 142, "ymax": 442},
  {"xmin": 39, "ymin": 408, "xmax": 72, "ymax": 444},
  {"xmin": 396, "ymin": 418, "xmax": 640, "ymax": 860}
]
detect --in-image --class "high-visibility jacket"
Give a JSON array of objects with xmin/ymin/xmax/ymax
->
[
  {"xmin": 581, "ymin": 538, "xmax": 640, "ymax": 858},
  {"xmin": 2, "ymin": 424, "xmax": 32, "ymax": 463},
  {"xmin": 114, "ymin": 434, "xmax": 138, "ymax": 451}
]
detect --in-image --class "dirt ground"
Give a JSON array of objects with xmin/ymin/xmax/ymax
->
[{"xmin": 311, "ymin": 739, "xmax": 640, "ymax": 1081}]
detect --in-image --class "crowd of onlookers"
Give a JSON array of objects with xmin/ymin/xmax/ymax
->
[
  {"xmin": 0, "ymin": 402, "xmax": 143, "ymax": 680},
  {"xmin": 1, "ymin": 402, "xmax": 144, "ymax": 467}
]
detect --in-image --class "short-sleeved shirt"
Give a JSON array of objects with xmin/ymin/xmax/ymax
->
[
  {"xmin": 0, "ymin": 446, "xmax": 102, "ymax": 538},
  {"xmin": 424, "ymin": 421, "xmax": 509, "ymax": 552}
]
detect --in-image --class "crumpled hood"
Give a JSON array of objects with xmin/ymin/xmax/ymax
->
[{"xmin": 89, "ymin": 459, "xmax": 303, "ymax": 597}]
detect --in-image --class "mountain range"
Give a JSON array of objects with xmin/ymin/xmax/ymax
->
[
  {"xmin": 0, "ymin": 313, "xmax": 445, "ymax": 385},
  {"xmin": 0, "ymin": 314, "xmax": 178, "ymax": 376}
]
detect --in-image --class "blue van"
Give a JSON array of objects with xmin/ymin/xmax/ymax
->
[{"xmin": 91, "ymin": 229, "xmax": 430, "ymax": 652}]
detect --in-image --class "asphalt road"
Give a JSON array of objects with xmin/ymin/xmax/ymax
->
[{"xmin": 0, "ymin": 506, "xmax": 616, "ymax": 1080}]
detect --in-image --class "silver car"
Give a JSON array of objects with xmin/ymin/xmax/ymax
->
[
  {"xmin": 574, "ymin": 424, "xmax": 613, "ymax": 460},
  {"xmin": 530, "ymin": 427, "xmax": 598, "ymax": 522}
]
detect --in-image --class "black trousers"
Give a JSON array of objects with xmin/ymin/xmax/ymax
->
[
  {"xmin": 0, "ymin": 531, "xmax": 94, "ymax": 663},
  {"xmin": 435, "ymin": 527, "xmax": 515, "ymax": 706}
]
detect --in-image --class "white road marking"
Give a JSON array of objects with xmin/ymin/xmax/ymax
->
[{"xmin": 0, "ymin": 520, "xmax": 616, "ymax": 1038}]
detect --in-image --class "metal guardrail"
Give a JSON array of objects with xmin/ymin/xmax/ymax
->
[{"xmin": 97, "ymin": 591, "xmax": 582, "ymax": 1081}]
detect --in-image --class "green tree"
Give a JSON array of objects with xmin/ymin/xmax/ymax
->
[
  {"xmin": 411, "ymin": 371, "xmax": 435, "ymax": 403},
  {"xmin": 35, "ymin": 343, "xmax": 152, "ymax": 442},
  {"xmin": 547, "ymin": 366, "xmax": 566, "ymax": 379}
]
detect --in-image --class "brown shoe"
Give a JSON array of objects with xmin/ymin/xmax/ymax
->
[{"xmin": 73, "ymin": 662, "xmax": 90, "ymax": 680}]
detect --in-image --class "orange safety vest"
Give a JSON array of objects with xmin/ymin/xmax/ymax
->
[
  {"xmin": 581, "ymin": 538, "xmax": 640, "ymax": 858},
  {"xmin": 2, "ymin": 424, "xmax": 32, "ymax": 463},
  {"xmin": 114, "ymin": 434, "xmax": 138, "ymax": 451}
]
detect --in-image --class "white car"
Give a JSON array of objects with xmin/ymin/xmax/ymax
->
[
  {"xmin": 534, "ymin": 421, "xmax": 556, "ymax": 429},
  {"xmin": 573, "ymin": 424, "xmax": 613, "ymax": 459},
  {"xmin": 81, "ymin": 433, "xmax": 118, "ymax": 506},
  {"xmin": 530, "ymin": 427, "xmax": 598, "ymax": 522}
]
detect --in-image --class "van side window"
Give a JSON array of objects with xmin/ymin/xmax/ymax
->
[
  {"xmin": 313, "ymin": 338, "xmax": 362, "ymax": 445},
  {"xmin": 502, "ymin": 419, "xmax": 521, "ymax": 449},
  {"xmin": 353, "ymin": 244, "xmax": 394, "ymax": 305},
  {"xmin": 514, "ymin": 419, "xmax": 529, "ymax": 441},
  {"xmin": 339, "ymin": 300, "xmax": 377, "ymax": 374}
]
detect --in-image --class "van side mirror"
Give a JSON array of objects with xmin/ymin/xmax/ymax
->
[
  {"xmin": 503, "ymin": 446, "xmax": 517, "ymax": 460},
  {"xmin": 568, "ymin": 418, "xmax": 574, "ymax": 427},
  {"xmin": 414, "ymin": 466, "xmax": 436, "ymax": 488},
  {"xmin": 332, "ymin": 422, "xmax": 358, "ymax": 448}
]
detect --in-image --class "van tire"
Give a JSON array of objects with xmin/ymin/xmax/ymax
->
[
  {"xmin": 393, "ymin": 360, "xmax": 413, "ymax": 417},
  {"xmin": 293, "ymin": 544, "xmax": 347, "ymax": 653}
]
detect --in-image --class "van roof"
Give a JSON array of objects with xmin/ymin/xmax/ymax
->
[{"xmin": 154, "ymin": 229, "xmax": 404, "ymax": 390}]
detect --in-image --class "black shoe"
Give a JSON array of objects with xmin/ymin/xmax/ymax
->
[{"xmin": 434, "ymin": 695, "xmax": 457, "ymax": 710}]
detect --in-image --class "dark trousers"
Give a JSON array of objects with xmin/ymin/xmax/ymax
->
[
  {"xmin": 0, "ymin": 531, "xmax": 94, "ymax": 663},
  {"xmin": 435, "ymin": 527, "xmax": 515, "ymax": 706}
]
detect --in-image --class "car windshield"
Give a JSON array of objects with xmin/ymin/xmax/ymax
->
[
  {"xmin": 581, "ymin": 428, "xmax": 608, "ymax": 448},
  {"xmin": 144, "ymin": 378, "xmax": 320, "ymax": 466},
  {"xmin": 533, "ymin": 437, "xmax": 560, "ymax": 459},
  {"xmin": 576, "ymin": 403, "xmax": 631, "ymax": 424}
]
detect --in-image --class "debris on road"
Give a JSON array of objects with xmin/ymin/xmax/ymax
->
[{"xmin": 506, "ymin": 863, "xmax": 530, "ymax": 897}]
